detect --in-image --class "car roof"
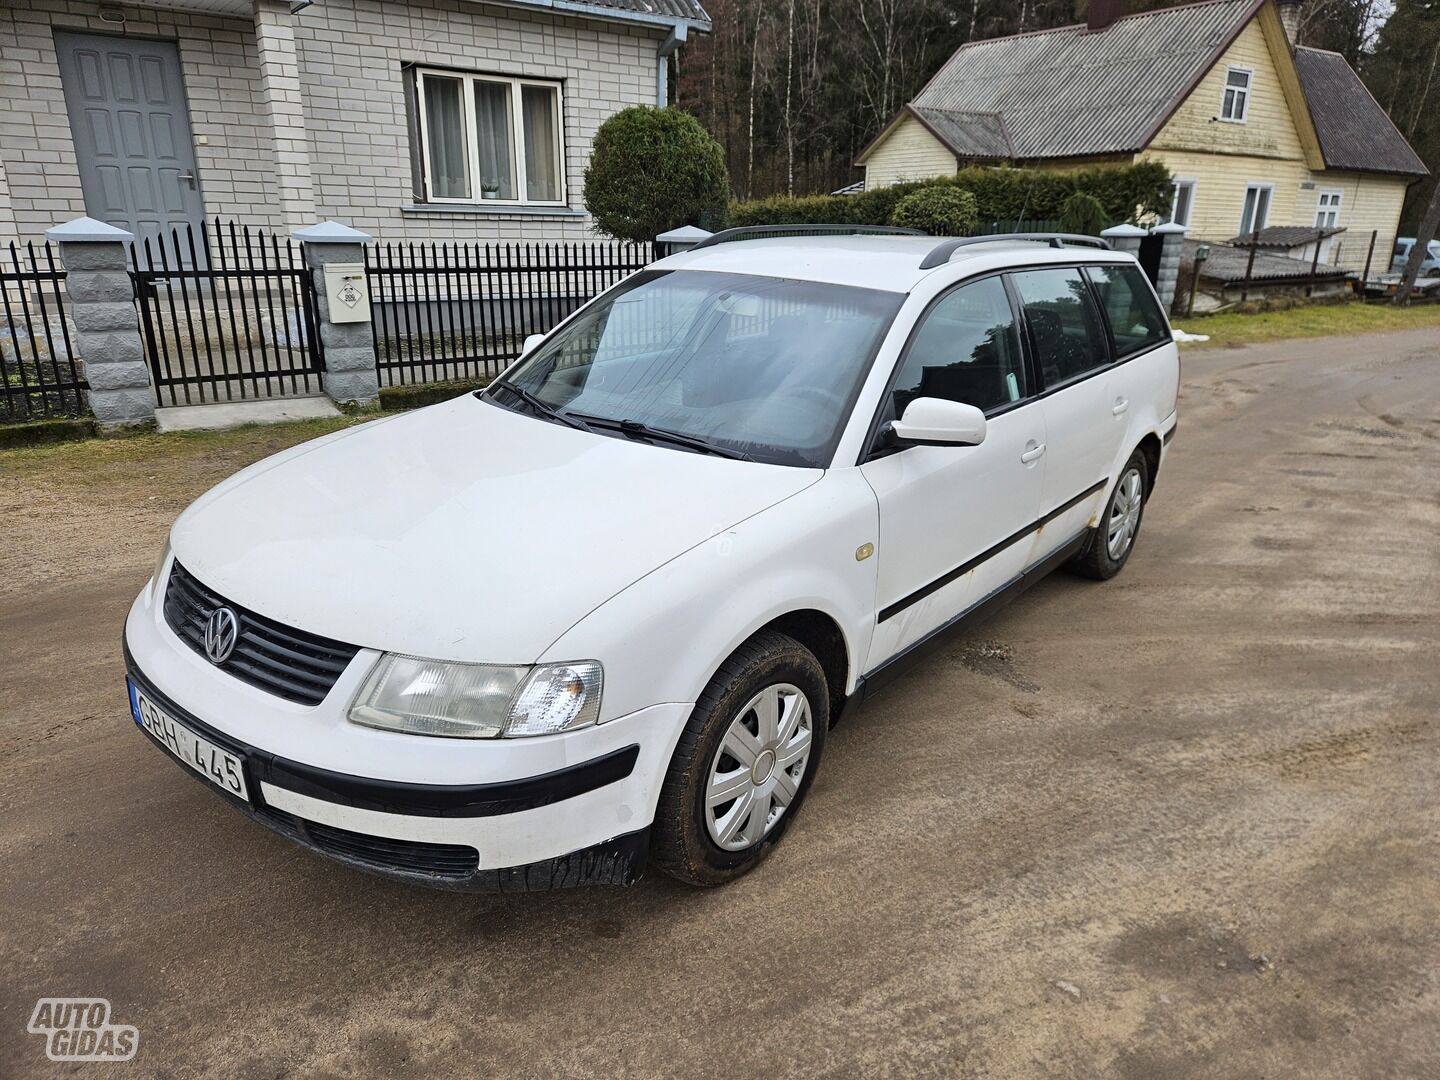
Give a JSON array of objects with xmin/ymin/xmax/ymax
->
[{"xmin": 652, "ymin": 234, "xmax": 1136, "ymax": 292}]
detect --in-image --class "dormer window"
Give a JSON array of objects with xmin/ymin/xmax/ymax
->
[{"xmin": 1221, "ymin": 67, "xmax": 1251, "ymax": 122}]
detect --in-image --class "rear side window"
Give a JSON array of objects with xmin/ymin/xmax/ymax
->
[
  {"xmin": 1011, "ymin": 267, "xmax": 1109, "ymax": 386},
  {"xmin": 889, "ymin": 276, "xmax": 1026, "ymax": 418},
  {"xmin": 1087, "ymin": 265, "xmax": 1170, "ymax": 358}
]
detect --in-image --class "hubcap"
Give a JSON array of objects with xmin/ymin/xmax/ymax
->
[
  {"xmin": 705, "ymin": 683, "xmax": 813, "ymax": 851},
  {"xmin": 1106, "ymin": 467, "xmax": 1144, "ymax": 560}
]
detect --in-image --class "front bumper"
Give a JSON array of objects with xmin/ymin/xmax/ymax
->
[{"xmin": 124, "ymin": 581, "xmax": 690, "ymax": 890}]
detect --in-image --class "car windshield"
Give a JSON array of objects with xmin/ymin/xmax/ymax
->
[{"xmin": 493, "ymin": 270, "xmax": 904, "ymax": 467}]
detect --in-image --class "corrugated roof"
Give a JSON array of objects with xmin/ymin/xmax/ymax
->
[
  {"xmin": 912, "ymin": 0, "xmax": 1258, "ymax": 159},
  {"xmin": 1293, "ymin": 47, "xmax": 1428, "ymax": 177},
  {"xmin": 1233, "ymin": 224, "xmax": 1345, "ymax": 247},
  {"xmin": 909, "ymin": 107, "xmax": 1014, "ymax": 158},
  {"xmin": 492, "ymin": 0, "xmax": 710, "ymax": 28}
]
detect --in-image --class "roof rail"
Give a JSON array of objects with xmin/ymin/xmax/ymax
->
[
  {"xmin": 687, "ymin": 224, "xmax": 925, "ymax": 252},
  {"xmin": 918, "ymin": 233, "xmax": 1113, "ymax": 270}
]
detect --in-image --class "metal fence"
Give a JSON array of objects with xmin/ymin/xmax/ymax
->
[
  {"xmin": 365, "ymin": 240, "xmax": 653, "ymax": 387},
  {"xmin": 1, "ymin": 241, "xmax": 85, "ymax": 420},
  {"xmin": 129, "ymin": 222, "xmax": 325, "ymax": 407}
]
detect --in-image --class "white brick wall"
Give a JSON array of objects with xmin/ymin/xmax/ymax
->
[
  {"xmin": 0, "ymin": 0, "xmax": 666, "ymax": 246},
  {"xmin": 0, "ymin": 0, "xmax": 283, "ymax": 242},
  {"xmin": 296, "ymin": 0, "xmax": 664, "ymax": 241}
]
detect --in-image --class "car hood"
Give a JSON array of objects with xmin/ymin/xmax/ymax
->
[{"xmin": 170, "ymin": 395, "xmax": 820, "ymax": 662}]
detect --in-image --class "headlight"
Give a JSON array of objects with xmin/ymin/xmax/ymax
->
[
  {"xmin": 150, "ymin": 538, "xmax": 172, "ymax": 600},
  {"xmin": 348, "ymin": 655, "xmax": 603, "ymax": 739}
]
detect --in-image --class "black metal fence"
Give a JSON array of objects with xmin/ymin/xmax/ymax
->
[
  {"xmin": 130, "ymin": 222, "xmax": 325, "ymax": 407},
  {"xmin": 365, "ymin": 240, "xmax": 653, "ymax": 386},
  {"xmin": 1, "ymin": 241, "xmax": 85, "ymax": 420}
]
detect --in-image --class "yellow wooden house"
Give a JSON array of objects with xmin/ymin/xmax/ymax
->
[{"xmin": 855, "ymin": 0, "xmax": 1428, "ymax": 275}]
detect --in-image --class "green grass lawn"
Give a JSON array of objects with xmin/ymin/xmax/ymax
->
[{"xmin": 1173, "ymin": 300, "xmax": 1440, "ymax": 348}]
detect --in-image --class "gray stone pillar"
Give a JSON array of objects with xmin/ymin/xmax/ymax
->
[
  {"xmin": 1151, "ymin": 223, "xmax": 1187, "ymax": 311},
  {"xmin": 1101, "ymin": 222, "xmax": 1146, "ymax": 260},
  {"xmin": 655, "ymin": 225, "xmax": 712, "ymax": 258},
  {"xmin": 293, "ymin": 220, "xmax": 378, "ymax": 406},
  {"xmin": 46, "ymin": 216, "xmax": 155, "ymax": 429}
]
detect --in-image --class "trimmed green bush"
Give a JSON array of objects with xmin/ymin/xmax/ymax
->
[
  {"xmin": 584, "ymin": 107, "xmax": 730, "ymax": 243},
  {"xmin": 1059, "ymin": 191, "xmax": 1109, "ymax": 236},
  {"xmin": 890, "ymin": 186, "xmax": 980, "ymax": 235},
  {"xmin": 727, "ymin": 161, "xmax": 1173, "ymax": 231},
  {"xmin": 728, "ymin": 193, "xmax": 854, "ymax": 227}
]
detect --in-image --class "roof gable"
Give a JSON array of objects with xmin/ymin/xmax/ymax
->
[
  {"xmin": 1293, "ymin": 47, "xmax": 1428, "ymax": 177},
  {"xmin": 911, "ymin": 0, "xmax": 1262, "ymax": 160}
]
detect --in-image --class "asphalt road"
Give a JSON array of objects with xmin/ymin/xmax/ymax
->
[{"xmin": 3, "ymin": 327, "xmax": 1439, "ymax": 1078}]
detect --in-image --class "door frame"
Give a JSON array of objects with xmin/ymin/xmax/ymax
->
[{"xmin": 52, "ymin": 28, "xmax": 207, "ymax": 240}]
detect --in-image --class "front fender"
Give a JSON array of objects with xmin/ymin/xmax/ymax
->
[{"xmin": 541, "ymin": 469, "xmax": 880, "ymax": 723}]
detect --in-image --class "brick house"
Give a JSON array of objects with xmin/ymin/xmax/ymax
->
[
  {"xmin": 855, "ymin": 0, "xmax": 1427, "ymax": 275},
  {"xmin": 0, "ymin": 0, "xmax": 710, "ymax": 251}
]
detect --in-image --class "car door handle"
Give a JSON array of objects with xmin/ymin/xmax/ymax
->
[
  {"xmin": 1112, "ymin": 397, "xmax": 1130, "ymax": 416},
  {"xmin": 1020, "ymin": 442, "xmax": 1046, "ymax": 464}
]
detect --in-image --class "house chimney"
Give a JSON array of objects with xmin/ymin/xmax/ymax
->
[
  {"xmin": 1088, "ymin": 0, "xmax": 1122, "ymax": 32},
  {"xmin": 1275, "ymin": 0, "xmax": 1305, "ymax": 44}
]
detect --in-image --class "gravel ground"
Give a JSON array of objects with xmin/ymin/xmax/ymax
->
[{"xmin": 2, "ymin": 327, "xmax": 1438, "ymax": 1078}]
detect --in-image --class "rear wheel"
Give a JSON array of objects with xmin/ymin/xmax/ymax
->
[
  {"xmin": 1070, "ymin": 451, "xmax": 1148, "ymax": 580},
  {"xmin": 651, "ymin": 631, "xmax": 828, "ymax": 886}
]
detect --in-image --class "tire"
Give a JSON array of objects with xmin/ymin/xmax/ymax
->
[
  {"xmin": 1069, "ymin": 450, "xmax": 1149, "ymax": 581},
  {"xmin": 651, "ymin": 630, "xmax": 828, "ymax": 887}
]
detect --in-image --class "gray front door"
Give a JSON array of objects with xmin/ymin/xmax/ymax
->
[{"xmin": 54, "ymin": 31, "xmax": 204, "ymax": 255}]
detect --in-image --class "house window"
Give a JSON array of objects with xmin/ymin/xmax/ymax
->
[
  {"xmin": 1170, "ymin": 179, "xmax": 1196, "ymax": 228},
  {"xmin": 1239, "ymin": 183, "xmax": 1272, "ymax": 235},
  {"xmin": 1220, "ymin": 67, "xmax": 1251, "ymax": 122},
  {"xmin": 1315, "ymin": 190, "xmax": 1342, "ymax": 229},
  {"xmin": 413, "ymin": 68, "xmax": 564, "ymax": 205}
]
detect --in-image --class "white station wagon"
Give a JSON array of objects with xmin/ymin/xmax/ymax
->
[{"xmin": 124, "ymin": 228, "xmax": 1179, "ymax": 889}]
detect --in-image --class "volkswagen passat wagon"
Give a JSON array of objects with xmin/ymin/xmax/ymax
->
[{"xmin": 125, "ymin": 229, "xmax": 1179, "ymax": 890}]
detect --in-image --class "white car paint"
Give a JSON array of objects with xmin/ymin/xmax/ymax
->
[{"xmin": 124, "ymin": 234, "xmax": 1180, "ymax": 883}]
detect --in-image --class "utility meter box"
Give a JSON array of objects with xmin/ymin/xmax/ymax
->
[{"xmin": 323, "ymin": 263, "xmax": 369, "ymax": 324}]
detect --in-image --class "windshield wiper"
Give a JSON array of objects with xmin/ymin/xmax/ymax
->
[
  {"xmin": 487, "ymin": 381, "xmax": 591, "ymax": 432},
  {"xmin": 570, "ymin": 413, "xmax": 751, "ymax": 461}
]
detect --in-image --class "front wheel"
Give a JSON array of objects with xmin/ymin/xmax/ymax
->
[
  {"xmin": 1070, "ymin": 452, "xmax": 1148, "ymax": 580},
  {"xmin": 651, "ymin": 631, "xmax": 828, "ymax": 887}
]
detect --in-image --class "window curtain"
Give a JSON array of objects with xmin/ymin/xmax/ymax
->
[
  {"xmin": 423, "ymin": 77, "xmax": 468, "ymax": 199},
  {"xmin": 521, "ymin": 85, "xmax": 560, "ymax": 202},
  {"xmin": 474, "ymin": 81, "xmax": 516, "ymax": 200}
]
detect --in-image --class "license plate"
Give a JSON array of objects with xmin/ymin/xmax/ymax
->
[{"xmin": 128, "ymin": 679, "xmax": 249, "ymax": 801}]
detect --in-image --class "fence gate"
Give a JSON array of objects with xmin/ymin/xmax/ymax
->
[
  {"xmin": 130, "ymin": 221, "xmax": 325, "ymax": 406},
  {"xmin": 1137, "ymin": 232, "xmax": 1164, "ymax": 286}
]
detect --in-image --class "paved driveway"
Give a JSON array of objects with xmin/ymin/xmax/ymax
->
[{"xmin": 2, "ymin": 327, "xmax": 1438, "ymax": 1078}]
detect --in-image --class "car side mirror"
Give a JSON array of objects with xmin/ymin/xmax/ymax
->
[
  {"xmin": 890, "ymin": 397, "xmax": 987, "ymax": 447},
  {"xmin": 520, "ymin": 333, "xmax": 545, "ymax": 357}
]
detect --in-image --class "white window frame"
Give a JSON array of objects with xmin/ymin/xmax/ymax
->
[
  {"xmin": 415, "ymin": 67, "xmax": 566, "ymax": 207},
  {"xmin": 1220, "ymin": 65, "xmax": 1252, "ymax": 123},
  {"xmin": 1314, "ymin": 189, "xmax": 1342, "ymax": 229},
  {"xmin": 1239, "ymin": 182, "xmax": 1273, "ymax": 235},
  {"xmin": 1170, "ymin": 177, "xmax": 1197, "ymax": 228}
]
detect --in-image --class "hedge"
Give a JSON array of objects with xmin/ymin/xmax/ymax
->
[
  {"xmin": 728, "ymin": 161, "xmax": 1173, "ymax": 231},
  {"xmin": 890, "ymin": 187, "xmax": 980, "ymax": 235}
]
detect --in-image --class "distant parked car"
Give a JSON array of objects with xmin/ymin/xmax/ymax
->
[
  {"xmin": 1390, "ymin": 237, "xmax": 1440, "ymax": 275},
  {"xmin": 125, "ymin": 228, "xmax": 1179, "ymax": 891}
]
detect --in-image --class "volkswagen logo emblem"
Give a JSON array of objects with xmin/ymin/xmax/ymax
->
[{"xmin": 204, "ymin": 607, "xmax": 239, "ymax": 665}]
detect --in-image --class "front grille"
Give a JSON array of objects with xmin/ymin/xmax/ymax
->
[
  {"xmin": 256, "ymin": 805, "xmax": 480, "ymax": 880},
  {"xmin": 163, "ymin": 561, "xmax": 361, "ymax": 706}
]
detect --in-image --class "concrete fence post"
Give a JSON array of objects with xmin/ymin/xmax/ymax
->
[
  {"xmin": 46, "ymin": 216, "xmax": 155, "ymax": 429},
  {"xmin": 1101, "ymin": 222, "xmax": 1147, "ymax": 260},
  {"xmin": 293, "ymin": 220, "xmax": 379, "ymax": 407},
  {"xmin": 655, "ymin": 225, "xmax": 712, "ymax": 258},
  {"xmin": 1151, "ymin": 222, "xmax": 1188, "ymax": 310}
]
